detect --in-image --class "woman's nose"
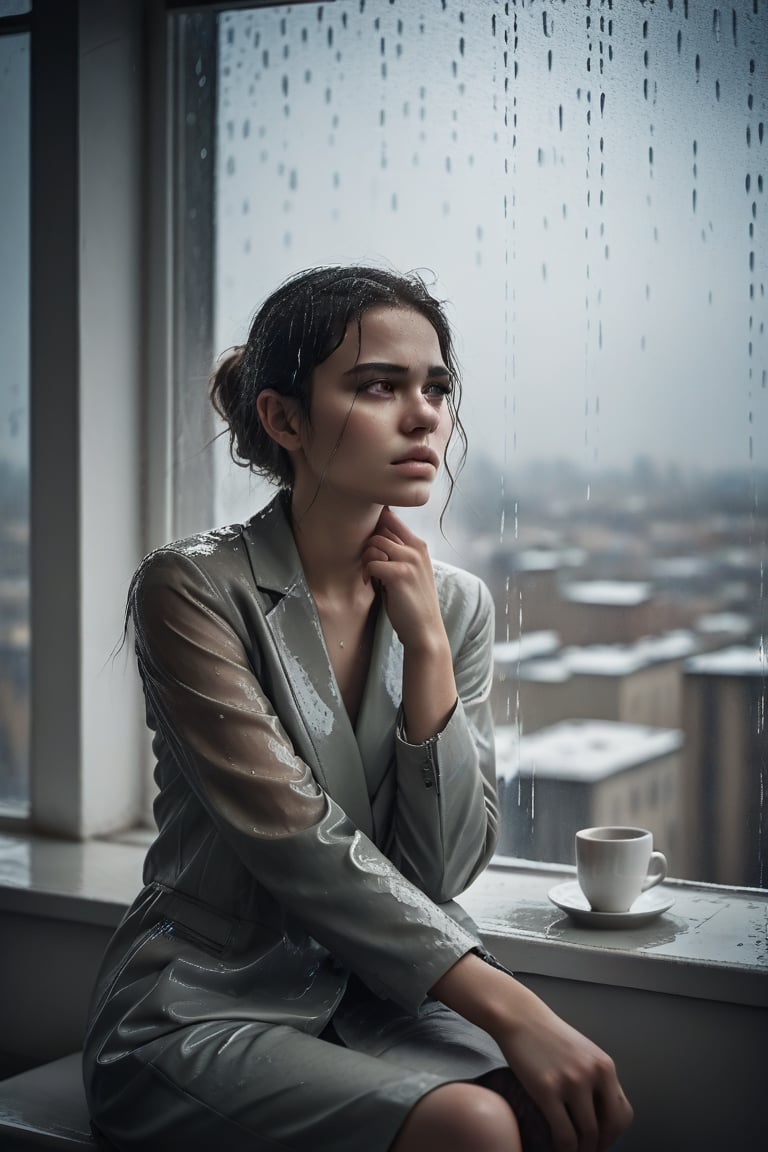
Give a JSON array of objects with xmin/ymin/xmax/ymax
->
[{"xmin": 402, "ymin": 392, "xmax": 440, "ymax": 433}]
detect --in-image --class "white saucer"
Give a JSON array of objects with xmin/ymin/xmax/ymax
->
[{"xmin": 547, "ymin": 881, "xmax": 674, "ymax": 928}]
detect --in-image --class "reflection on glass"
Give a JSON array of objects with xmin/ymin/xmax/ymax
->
[
  {"xmin": 0, "ymin": 31, "xmax": 30, "ymax": 813},
  {"xmin": 195, "ymin": 1, "xmax": 766, "ymax": 886},
  {"xmin": 0, "ymin": 3, "xmax": 31, "ymax": 18}
]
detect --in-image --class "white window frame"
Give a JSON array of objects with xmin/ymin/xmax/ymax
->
[{"xmin": 1, "ymin": 0, "xmax": 155, "ymax": 837}]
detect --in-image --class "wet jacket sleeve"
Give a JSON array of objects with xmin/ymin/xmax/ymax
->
[
  {"xmin": 387, "ymin": 576, "xmax": 499, "ymax": 903},
  {"xmin": 130, "ymin": 549, "xmax": 481, "ymax": 1014}
]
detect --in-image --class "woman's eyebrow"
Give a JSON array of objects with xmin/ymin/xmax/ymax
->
[{"xmin": 343, "ymin": 362, "xmax": 451, "ymax": 377}]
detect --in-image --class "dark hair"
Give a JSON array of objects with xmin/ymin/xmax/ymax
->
[{"xmin": 210, "ymin": 265, "xmax": 467, "ymax": 501}]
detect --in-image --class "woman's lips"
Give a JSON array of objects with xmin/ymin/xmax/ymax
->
[{"xmin": 391, "ymin": 446, "xmax": 440, "ymax": 469}]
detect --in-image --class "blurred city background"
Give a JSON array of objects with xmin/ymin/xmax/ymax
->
[{"xmin": 1, "ymin": 1, "xmax": 766, "ymax": 887}]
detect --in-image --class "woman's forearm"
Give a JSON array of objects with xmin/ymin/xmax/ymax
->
[
  {"xmin": 431, "ymin": 951, "xmax": 634, "ymax": 1152},
  {"xmin": 400, "ymin": 632, "xmax": 458, "ymax": 744},
  {"xmin": 430, "ymin": 949, "xmax": 532, "ymax": 1037}
]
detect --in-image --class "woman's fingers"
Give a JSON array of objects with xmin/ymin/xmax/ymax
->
[
  {"xmin": 499, "ymin": 1022, "xmax": 632, "ymax": 1152},
  {"xmin": 540, "ymin": 1073, "xmax": 632, "ymax": 1152},
  {"xmin": 563, "ymin": 1090, "xmax": 600, "ymax": 1152},
  {"xmin": 595, "ymin": 1083, "xmax": 634, "ymax": 1151},
  {"xmin": 361, "ymin": 544, "xmax": 390, "ymax": 565}
]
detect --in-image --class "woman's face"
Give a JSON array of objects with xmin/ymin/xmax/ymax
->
[{"xmin": 290, "ymin": 305, "xmax": 454, "ymax": 513}]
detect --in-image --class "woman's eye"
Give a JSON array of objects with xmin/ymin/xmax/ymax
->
[
  {"xmin": 362, "ymin": 380, "xmax": 394, "ymax": 396},
  {"xmin": 425, "ymin": 383, "xmax": 452, "ymax": 400}
]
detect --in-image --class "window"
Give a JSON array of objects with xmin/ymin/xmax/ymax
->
[
  {"xmin": 0, "ymin": 16, "xmax": 30, "ymax": 816},
  {"xmin": 0, "ymin": 0, "xmax": 146, "ymax": 838},
  {"xmin": 170, "ymin": 0, "xmax": 766, "ymax": 887}
]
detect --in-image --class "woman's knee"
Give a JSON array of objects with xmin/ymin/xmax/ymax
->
[{"xmin": 392, "ymin": 1081, "xmax": 522, "ymax": 1152}]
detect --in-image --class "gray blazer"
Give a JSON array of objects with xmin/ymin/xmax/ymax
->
[{"xmin": 84, "ymin": 492, "xmax": 498, "ymax": 1066}]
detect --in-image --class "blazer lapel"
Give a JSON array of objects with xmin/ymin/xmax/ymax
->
[
  {"xmin": 241, "ymin": 494, "xmax": 375, "ymax": 839},
  {"xmin": 354, "ymin": 606, "xmax": 402, "ymax": 818}
]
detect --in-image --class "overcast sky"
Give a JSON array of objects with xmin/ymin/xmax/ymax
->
[
  {"xmin": 1, "ymin": 3, "xmax": 765, "ymax": 501},
  {"xmin": 211, "ymin": 0, "xmax": 767, "ymax": 523}
]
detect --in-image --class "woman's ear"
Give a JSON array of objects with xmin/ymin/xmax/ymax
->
[{"xmin": 256, "ymin": 390, "xmax": 304, "ymax": 452}]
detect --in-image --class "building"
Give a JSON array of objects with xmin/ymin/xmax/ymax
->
[
  {"xmin": 494, "ymin": 719, "xmax": 685, "ymax": 873},
  {"xmin": 491, "ymin": 631, "xmax": 561, "ymax": 725},
  {"xmin": 493, "ymin": 631, "xmax": 697, "ymax": 734},
  {"xmin": 486, "ymin": 549, "xmax": 567, "ymax": 640},
  {"xmin": 682, "ymin": 645, "xmax": 767, "ymax": 887},
  {"xmin": 557, "ymin": 580, "xmax": 658, "ymax": 645}
]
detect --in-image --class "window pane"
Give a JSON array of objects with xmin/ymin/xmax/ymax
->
[
  {"xmin": 0, "ymin": 30, "xmax": 30, "ymax": 814},
  {"xmin": 176, "ymin": 1, "xmax": 767, "ymax": 887}
]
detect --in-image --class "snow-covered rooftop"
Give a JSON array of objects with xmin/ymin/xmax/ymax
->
[
  {"xmin": 561, "ymin": 580, "xmax": 653, "ymax": 606},
  {"xmin": 564, "ymin": 631, "xmax": 698, "ymax": 675},
  {"xmin": 695, "ymin": 612, "xmax": 752, "ymax": 636},
  {"xmin": 495, "ymin": 719, "xmax": 684, "ymax": 782},
  {"xmin": 651, "ymin": 556, "xmax": 712, "ymax": 581},
  {"xmin": 493, "ymin": 632, "xmax": 560, "ymax": 666},
  {"xmin": 685, "ymin": 645, "xmax": 766, "ymax": 678},
  {"xmin": 513, "ymin": 631, "xmax": 698, "ymax": 680}
]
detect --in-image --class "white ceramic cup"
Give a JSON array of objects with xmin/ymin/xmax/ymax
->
[{"xmin": 575, "ymin": 826, "xmax": 667, "ymax": 913}]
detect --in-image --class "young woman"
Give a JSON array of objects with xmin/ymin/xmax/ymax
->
[{"xmin": 83, "ymin": 267, "xmax": 633, "ymax": 1152}]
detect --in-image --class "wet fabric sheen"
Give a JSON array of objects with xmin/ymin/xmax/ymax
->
[{"xmin": 84, "ymin": 493, "xmax": 501, "ymax": 1151}]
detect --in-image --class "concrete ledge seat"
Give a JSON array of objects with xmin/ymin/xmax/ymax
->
[{"xmin": 0, "ymin": 1052, "xmax": 96, "ymax": 1150}]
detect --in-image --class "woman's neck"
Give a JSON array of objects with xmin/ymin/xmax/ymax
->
[{"xmin": 289, "ymin": 491, "xmax": 382, "ymax": 604}]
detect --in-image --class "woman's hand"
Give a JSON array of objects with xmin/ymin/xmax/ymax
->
[
  {"xmin": 361, "ymin": 506, "xmax": 444, "ymax": 651},
  {"xmin": 497, "ymin": 987, "xmax": 633, "ymax": 1152},
  {"xmin": 361, "ymin": 507, "xmax": 456, "ymax": 744},
  {"xmin": 432, "ymin": 952, "xmax": 634, "ymax": 1152}
]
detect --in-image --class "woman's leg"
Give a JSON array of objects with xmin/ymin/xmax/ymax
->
[
  {"xmin": 479, "ymin": 1067, "xmax": 555, "ymax": 1152},
  {"xmin": 86, "ymin": 1019, "xmax": 468, "ymax": 1152},
  {"xmin": 391, "ymin": 1082, "xmax": 523, "ymax": 1152}
]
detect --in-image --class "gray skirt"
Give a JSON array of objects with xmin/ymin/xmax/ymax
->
[{"xmin": 87, "ymin": 975, "xmax": 527, "ymax": 1152}]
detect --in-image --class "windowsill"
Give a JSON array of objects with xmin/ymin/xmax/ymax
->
[
  {"xmin": 0, "ymin": 831, "xmax": 146, "ymax": 928},
  {"xmin": 461, "ymin": 858, "xmax": 768, "ymax": 1009},
  {"xmin": 0, "ymin": 832, "xmax": 766, "ymax": 1009}
]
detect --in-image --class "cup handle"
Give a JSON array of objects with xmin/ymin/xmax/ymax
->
[{"xmin": 641, "ymin": 851, "xmax": 667, "ymax": 892}]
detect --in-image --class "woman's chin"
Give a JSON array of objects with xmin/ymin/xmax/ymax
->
[{"xmin": 385, "ymin": 488, "xmax": 433, "ymax": 509}]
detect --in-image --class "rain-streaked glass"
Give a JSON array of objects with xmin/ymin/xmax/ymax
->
[
  {"xmin": 175, "ymin": 1, "xmax": 767, "ymax": 887},
  {"xmin": 0, "ymin": 31, "xmax": 30, "ymax": 814},
  {"xmin": 0, "ymin": 3, "xmax": 31, "ymax": 18}
]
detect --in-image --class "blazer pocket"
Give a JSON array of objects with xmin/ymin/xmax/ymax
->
[{"xmin": 163, "ymin": 888, "xmax": 236, "ymax": 955}]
